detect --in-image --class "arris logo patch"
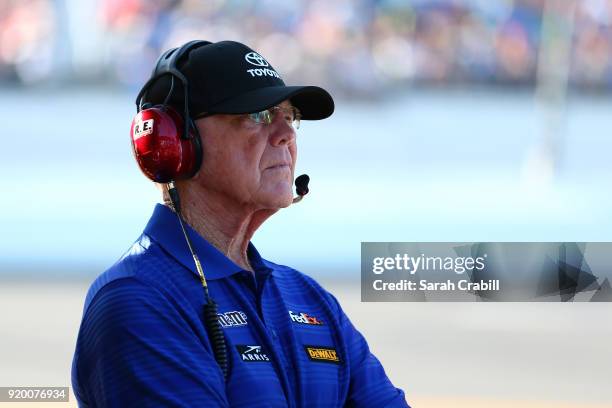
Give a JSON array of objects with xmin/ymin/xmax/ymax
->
[{"xmin": 236, "ymin": 345, "xmax": 270, "ymax": 362}]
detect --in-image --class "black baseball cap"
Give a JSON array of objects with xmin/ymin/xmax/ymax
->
[{"xmin": 142, "ymin": 40, "xmax": 334, "ymax": 120}]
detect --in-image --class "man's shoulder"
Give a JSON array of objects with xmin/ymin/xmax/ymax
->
[{"xmin": 82, "ymin": 234, "xmax": 174, "ymax": 316}]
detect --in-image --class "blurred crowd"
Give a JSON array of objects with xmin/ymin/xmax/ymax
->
[{"xmin": 2, "ymin": 0, "xmax": 612, "ymax": 95}]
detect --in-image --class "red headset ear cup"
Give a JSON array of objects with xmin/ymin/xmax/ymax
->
[{"xmin": 130, "ymin": 106, "xmax": 201, "ymax": 183}]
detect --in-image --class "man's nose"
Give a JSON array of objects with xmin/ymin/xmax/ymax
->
[{"xmin": 268, "ymin": 117, "xmax": 296, "ymax": 146}]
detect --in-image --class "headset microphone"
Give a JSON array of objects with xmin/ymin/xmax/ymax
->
[{"xmin": 292, "ymin": 174, "xmax": 310, "ymax": 204}]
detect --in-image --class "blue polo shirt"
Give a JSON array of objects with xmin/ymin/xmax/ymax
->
[{"xmin": 71, "ymin": 204, "xmax": 409, "ymax": 407}]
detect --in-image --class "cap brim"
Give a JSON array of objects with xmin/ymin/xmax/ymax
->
[{"xmin": 208, "ymin": 85, "xmax": 334, "ymax": 120}]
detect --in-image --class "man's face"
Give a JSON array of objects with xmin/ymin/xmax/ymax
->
[{"xmin": 193, "ymin": 100, "xmax": 298, "ymax": 210}]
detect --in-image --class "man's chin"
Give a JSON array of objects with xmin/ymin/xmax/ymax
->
[
  {"xmin": 258, "ymin": 190, "xmax": 294, "ymax": 209},
  {"xmin": 274, "ymin": 194, "xmax": 294, "ymax": 209},
  {"xmin": 258, "ymin": 182, "xmax": 294, "ymax": 207}
]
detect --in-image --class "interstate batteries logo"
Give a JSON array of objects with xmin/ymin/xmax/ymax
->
[
  {"xmin": 304, "ymin": 345, "xmax": 340, "ymax": 364},
  {"xmin": 236, "ymin": 345, "xmax": 270, "ymax": 362},
  {"xmin": 218, "ymin": 310, "xmax": 248, "ymax": 328},
  {"xmin": 289, "ymin": 310, "xmax": 324, "ymax": 325}
]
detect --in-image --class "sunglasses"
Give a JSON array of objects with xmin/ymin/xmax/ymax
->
[
  {"xmin": 248, "ymin": 105, "xmax": 301, "ymax": 129},
  {"xmin": 195, "ymin": 105, "xmax": 301, "ymax": 129}
]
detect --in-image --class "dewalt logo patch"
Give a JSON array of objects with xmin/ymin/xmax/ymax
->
[{"xmin": 304, "ymin": 345, "xmax": 340, "ymax": 364}]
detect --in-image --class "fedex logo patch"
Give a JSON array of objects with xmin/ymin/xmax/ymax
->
[{"xmin": 289, "ymin": 310, "xmax": 324, "ymax": 326}]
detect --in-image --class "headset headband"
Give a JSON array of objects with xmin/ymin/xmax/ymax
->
[{"xmin": 135, "ymin": 40, "xmax": 213, "ymax": 140}]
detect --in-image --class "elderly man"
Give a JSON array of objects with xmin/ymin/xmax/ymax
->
[{"xmin": 71, "ymin": 40, "xmax": 409, "ymax": 407}]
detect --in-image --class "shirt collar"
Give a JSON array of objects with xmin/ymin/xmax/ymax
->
[{"xmin": 143, "ymin": 203, "xmax": 273, "ymax": 280}]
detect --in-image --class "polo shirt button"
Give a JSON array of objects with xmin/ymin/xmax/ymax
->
[{"xmin": 271, "ymin": 330, "xmax": 278, "ymax": 338}]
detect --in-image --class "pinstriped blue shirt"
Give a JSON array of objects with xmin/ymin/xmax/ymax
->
[{"xmin": 71, "ymin": 204, "xmax": 409, "ymax": 407}]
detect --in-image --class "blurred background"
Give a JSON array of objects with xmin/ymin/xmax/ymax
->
[{"xmin": 1, "ymin": 0, "xmax": 611, "ymax": 407}]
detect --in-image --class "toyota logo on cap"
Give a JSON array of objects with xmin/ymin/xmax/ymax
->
[{"xmin": 245, "ymin": 52, "xmax": 269, "ymax": 67}]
